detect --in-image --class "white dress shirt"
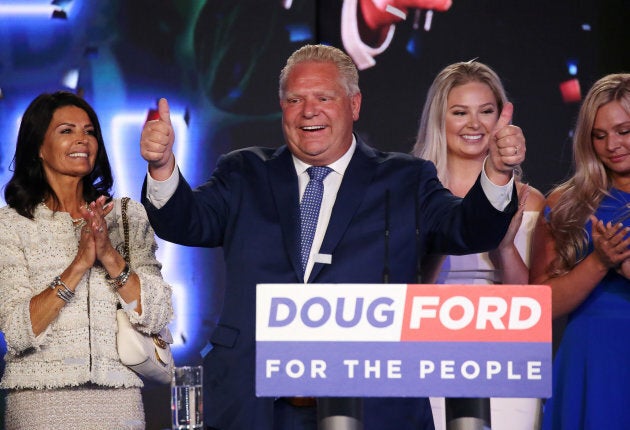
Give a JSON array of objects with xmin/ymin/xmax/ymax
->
[{"xmin": 292, "ymin": 140, "xmax": 356, "ymax": 281}]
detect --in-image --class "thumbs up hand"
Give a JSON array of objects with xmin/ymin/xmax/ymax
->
[
  {"xmin": 140, "ymin": 98, "xmax": 176, "ymax": 180},
  {"xmin": 485, "ymin": 102, "xmax": 526, "ymax": 185}
]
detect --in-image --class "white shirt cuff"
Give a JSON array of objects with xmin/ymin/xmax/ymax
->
[
  {"xmin": 146, "ymin": 165, "xmax": 180, "ymax": 209},
  {"xmin": 480, "ymin": 158, "xmax": 514, "ymax": 212}
]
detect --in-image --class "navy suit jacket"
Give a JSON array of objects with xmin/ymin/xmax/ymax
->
[{"xmin": 142, "ymin": 137, "xmax": 516, "ymax": 429}]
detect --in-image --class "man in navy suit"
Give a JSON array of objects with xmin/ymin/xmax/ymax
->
[{"xmin": 140, "ymin": 44, "xmax": 525, "ymax": 430}]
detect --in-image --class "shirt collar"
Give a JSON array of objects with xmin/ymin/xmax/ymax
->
[{"xmin": 292, "ymin": 134, "xmax": 357, "ymax": 176}]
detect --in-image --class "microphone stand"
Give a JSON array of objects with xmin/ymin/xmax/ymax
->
[
  {"xmin": 318, "ymin": 189, "xmax": 394, "ymax": 430},
  {"xmin": 317, "ymin": 398, "xmax": 364, "ymax": 430},
  {"xmin": 445, "ymin": 398, "xmax": 491, "ymax": 430}
]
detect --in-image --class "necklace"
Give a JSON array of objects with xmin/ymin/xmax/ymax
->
[{"xmin": 41, "ymin": 201, "xmax": 87, "ymax": 226}]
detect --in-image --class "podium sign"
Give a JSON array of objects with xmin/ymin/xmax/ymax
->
[{"xmin": 256, "ymin": 284, "xmax": 551, "ymax": 398}]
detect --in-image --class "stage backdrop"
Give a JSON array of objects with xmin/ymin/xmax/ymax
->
[{"xmin": 0, "ymin": 0, "xmax": 628, "ymax": 428}]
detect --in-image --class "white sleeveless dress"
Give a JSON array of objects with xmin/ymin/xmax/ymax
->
[{"xmin": 430, "ymin": 211, "xmax": 543, "ymax": 430}]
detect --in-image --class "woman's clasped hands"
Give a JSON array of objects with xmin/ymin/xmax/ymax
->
[
  {"xmin": 590, "ymin": 215, "xmax": 630, "ymax": 278},
  {"xmin": 75, "ymin": 195, "xmax": 116, "ymax": 271}
]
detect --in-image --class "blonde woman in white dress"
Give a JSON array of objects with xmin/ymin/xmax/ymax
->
[{"xmin": 412, "ymin": 60, "xmax": 546, "ymax": 430}]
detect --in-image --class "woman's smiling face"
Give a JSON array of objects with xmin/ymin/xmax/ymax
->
[
  {"xmin": 445, "ymin": 81, "xmax": 500, "ymax": 160},
  {"xmin": 39, "ymin": 105, "xmax": 98, "ymax": 182}
]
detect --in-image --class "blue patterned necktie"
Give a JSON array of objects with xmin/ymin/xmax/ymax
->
[{"xmin": 300, "ymin": 166, "xmax": 332, "ymax": 274}]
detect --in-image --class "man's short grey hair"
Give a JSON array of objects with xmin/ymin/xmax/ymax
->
[{"xmin": 279, "ymin": 44, "xmax": 360, "ymax": 99}]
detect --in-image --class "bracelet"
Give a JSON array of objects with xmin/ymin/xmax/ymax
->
[
  {"xmin": 105, "ymin": 263, "xmax": 132, "ymax": 289},
  {"xmin": 48, "ymin": 276, "xmax": 75, "ymax": 303}
]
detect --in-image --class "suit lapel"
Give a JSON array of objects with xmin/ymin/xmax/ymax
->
[
  {"xmin": 309, "ymin": 139, "xmax": 378, "ymax": 281},
  {"xmin": 267, "ymin": 147, "xmax": 303, "ymax": 280}
]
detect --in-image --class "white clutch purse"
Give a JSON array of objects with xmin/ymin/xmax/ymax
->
[{"xmin": 116, "ymin": 308, "xmax": 174, "ymax": 384}]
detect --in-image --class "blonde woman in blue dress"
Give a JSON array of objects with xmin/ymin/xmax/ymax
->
[
  {"xmin": 530, "ymin": 74, "xmax": 630, "ymax": 430},
  {"xmin": 412, "ymin": 60, "xmax": 545, "ymax": 430}
]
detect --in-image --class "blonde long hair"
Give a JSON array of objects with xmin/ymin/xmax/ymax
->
[
  {"xmin": 411, "ymin": 60, "xmax": 508, "ymax": 186},
  {"xmin": 548, "ymin": 73, "xmax": 630, "ymax": 275}
]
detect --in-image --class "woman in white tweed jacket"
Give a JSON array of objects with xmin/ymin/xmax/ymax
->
[{"xmin": 0, "ymin": 91, "xmax": 173, "ymax": 429}]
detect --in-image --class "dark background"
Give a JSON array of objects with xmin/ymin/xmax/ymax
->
[{"xmin": 0, "ymin": 1, "xmax": 628, "ymax": 428}]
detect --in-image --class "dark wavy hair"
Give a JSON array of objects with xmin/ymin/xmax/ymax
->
[{"xmin": 4, "ymin": 91, "xmax": 114, "ymax": 219}]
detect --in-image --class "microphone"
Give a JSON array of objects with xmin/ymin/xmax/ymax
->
[
  {"xmin": 415, "ymin": 194, "xmax": 422, "ymax": 283},
  {"xmin": 383, "ymin": 189, "xmax": 391, "ymax": 284}
]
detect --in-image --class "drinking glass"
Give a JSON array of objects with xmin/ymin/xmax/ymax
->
[{"xmin": 171, "ymin": 366, "xmax": 203, "ymax": 430}]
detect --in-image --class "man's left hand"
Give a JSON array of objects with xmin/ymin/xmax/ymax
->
[{"xmin": 486, "ymin": 102, "xmax": 526, "ymax": 185}]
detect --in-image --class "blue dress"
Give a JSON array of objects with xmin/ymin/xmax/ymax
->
[{"xmin": 542, "ymin": 188, "xmax": 630, "ymax": 429}]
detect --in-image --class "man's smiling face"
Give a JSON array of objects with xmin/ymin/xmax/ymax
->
[{"xmin": 280, "ymin": 61, "xmax": 361, "ymax": 166}]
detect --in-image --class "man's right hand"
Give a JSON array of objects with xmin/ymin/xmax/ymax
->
[{"xmin": 140, "ymin": 97, "xmax": 176, "ymax": 181}]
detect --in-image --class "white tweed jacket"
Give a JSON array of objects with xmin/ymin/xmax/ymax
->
[{"xmin": 0, "ymin": 198, "xmax": 173, "ymax": 389}]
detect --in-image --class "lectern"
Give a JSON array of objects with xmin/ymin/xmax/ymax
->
[{"xmin": 256, "ymin": 283, "xmax": 552, "ymax": 430}]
